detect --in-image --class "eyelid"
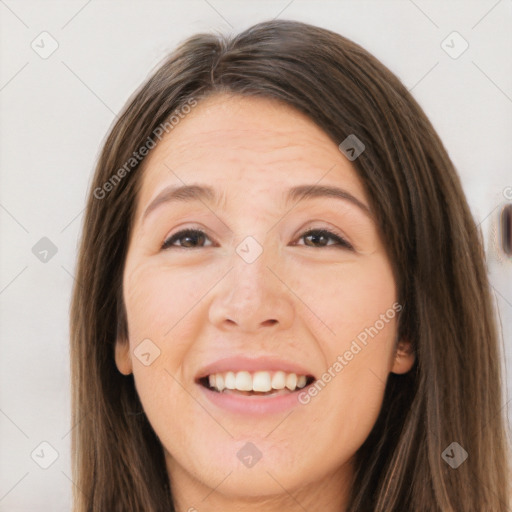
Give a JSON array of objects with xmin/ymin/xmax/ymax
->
[
  {"xmin": 161, "ymin": 226, "xmax": 216, "ymax": 250},
  {"xmin": 161, "ymin": 223, "xmax": 354, "ymax": 251},
  {"xmin": 291, "ymin": 218, "xmax": 353, "ymax": 246},
  {"xmin": 296, "ymin": 227, "xmax": 353, "ymax": 250}
]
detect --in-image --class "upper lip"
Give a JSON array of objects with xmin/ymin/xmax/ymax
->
[{"xmin": 195, "ymin": 355, "xmax": 317, "ymax": 381}]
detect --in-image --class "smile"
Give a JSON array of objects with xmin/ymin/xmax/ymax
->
[
  {"xmin": 200, "ymin": 370, "xmax": 314, "ymax": 395},
  {"xmin": 195, "ymin": 356, "xmax": 318, "ymax": 414}
]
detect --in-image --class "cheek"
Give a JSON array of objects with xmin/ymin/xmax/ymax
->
[
  {"xmin": 122, "ymin": 262, "xmax": 209, "ymax": 403},
  {"xmin": 288, "ymin": 251, "xmax": 397, "ymax": 344},
  {"xmin": 123, "ymin": 261, "xmax": 209, "ymax": 344},
  {"xmin": 292, "ymin": 254, "xmax": 397, "ymax": 447},
  {"xmin": 122, "ymin": 262, "xmax": 219, "ymax": 459}
]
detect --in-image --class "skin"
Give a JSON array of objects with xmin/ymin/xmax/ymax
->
[{"xmin": 115, "ymin": 93, "xmax": 415, "ymax": 512}]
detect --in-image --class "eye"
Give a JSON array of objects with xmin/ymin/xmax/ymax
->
[
  {"xmin": 161, "ymin": 227, "xmax": 353, "ymax": 251},
  {"xmin": 296, "ymin": 228, "xmax": 354, "ymax": 250},
  {"xmin": 162, "ymin": 229, "xmax": 214, "ymax": 250}
]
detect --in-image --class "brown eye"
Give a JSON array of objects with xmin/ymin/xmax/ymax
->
[
  {"xmin": 299, "ymin": 229, "xmax": 353, "ymax": 250},
  {"xmin": 161, "ymin": 228, "xmax": 353, "ymax": 251},
  {"xmin": 162, "ymin": 229, "xmax": 212, "ymax": 249}
]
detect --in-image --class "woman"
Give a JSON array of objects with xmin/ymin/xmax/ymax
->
[{"xmin": 69, "ymin": 19, "xmax": 511, "ymax": 511}]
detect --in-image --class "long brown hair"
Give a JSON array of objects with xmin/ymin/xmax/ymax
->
[{"xmin": 69, "ymin": 19, "xmax": 511, "ymax": 511}]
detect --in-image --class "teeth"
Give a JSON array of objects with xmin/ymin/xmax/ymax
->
[
  {"xmin": 206, "ymin": 370, "xmax": 310, "ymax": 393},
  {"xmin": 271, "ymin": 371, "xmax": 286, "ymax": 390},
  {"xmin": 285, "ymin": 373, "xmax": 297, "ymax": 391},
  {"xmin": 216, "ymin": 373, "xmax": 225, "ymax": 392},
  {"xmin": 253, "ymin": 371, "xmax": 272, "ymax": 392},
  {"xmin": 235, "ymin": 371, "xmax": 253, "ymax": 391},
  {"xmin": 225, "ymin": 371, "xmax": 236, "ymax": 390}
]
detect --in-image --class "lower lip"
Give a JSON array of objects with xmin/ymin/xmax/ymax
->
[{"xmin": 198, "ymin": 383, "xmax": 312, "ymax": 415}]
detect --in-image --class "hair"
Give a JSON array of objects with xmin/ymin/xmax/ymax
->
[{"xmin": 69, "ymin": 19, "xmax": 511, "ymax": 511}]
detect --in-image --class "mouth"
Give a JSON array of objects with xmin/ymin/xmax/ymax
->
[
  {"xmin": 197, "ymin": 370, "xmax": 316, "ymax": 397},
  {"xmin": 194, "ymin": 356, "xmax": 319, "ymax": 414}
]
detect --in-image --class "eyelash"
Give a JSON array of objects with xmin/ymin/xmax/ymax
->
[{"xmin": 161, "ymin": 227, "xmax": 354, "ymax": 251}]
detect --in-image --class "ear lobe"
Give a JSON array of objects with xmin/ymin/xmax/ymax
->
[
  {"xmin": 114, "ymin": 338, "xmax": 133, "ymax": 375},
  {"xmin": 391, "ymin": 339, "xmax": 416, "ymax": 375}
]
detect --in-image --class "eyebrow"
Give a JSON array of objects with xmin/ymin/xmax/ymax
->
[{"xmin": 142, "ymin": 183, "xmax": 372, "ymax": 223}]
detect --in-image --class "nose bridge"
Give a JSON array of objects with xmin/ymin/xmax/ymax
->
[
  {"xmin": 227, "ymin": 202, "xmax": 280, "ymax": 295},
  {"xmin": 208, "ymin": 231, "xmax": 294, "ymax": 331},
  {"xmin": 231, "ymin": 233, "xmax": 278, "ymax": 303}
]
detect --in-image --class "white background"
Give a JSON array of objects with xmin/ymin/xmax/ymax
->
[{"xmin": 1, "ymin": 0, "xmax": 511, "ymax": 510}]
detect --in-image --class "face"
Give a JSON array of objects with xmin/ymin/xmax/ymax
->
[{"xmin": 115, "ymin": 93, "xmax": 415, "ymax": 509}]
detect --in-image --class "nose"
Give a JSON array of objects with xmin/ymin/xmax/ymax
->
[{"xmin": 208, "ymin": 239, "xmax": 295, "ymax": 333}]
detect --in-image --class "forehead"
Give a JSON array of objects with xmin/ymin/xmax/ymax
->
[{"xmin": 136, "ymin": 93, "xmax": 367, "ymax": 214}]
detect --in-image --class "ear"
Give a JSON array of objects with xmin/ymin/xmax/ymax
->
[
  {"xmin": 114, "ymin": 337, "xmax": 133, "ymax": 375},
  {"xmin": 391, "ymin": 339, "xmax": 415, "ymax": 375}
]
